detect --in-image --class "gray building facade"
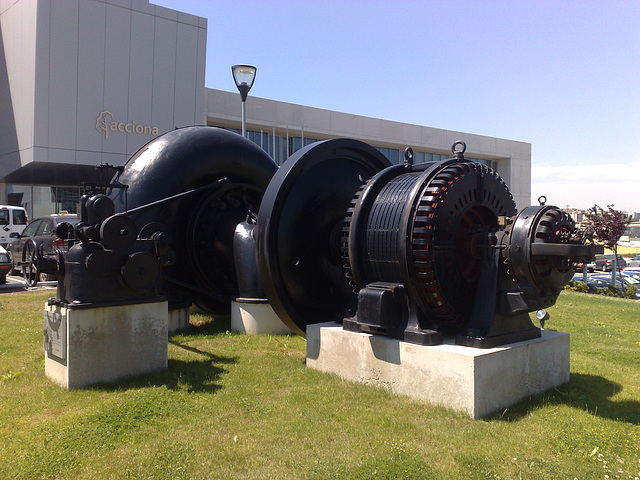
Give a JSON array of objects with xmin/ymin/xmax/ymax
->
[
  {"xmin": 1, "ymin": 0, "xmax": 531, "ymax": 217},
  {"xmin": 0, "ymin": 0, "xmax": 206, "ymax": 216},
  {"xmin": 206, "ymin": 89, "xmax": 531, "ymax": 209}
]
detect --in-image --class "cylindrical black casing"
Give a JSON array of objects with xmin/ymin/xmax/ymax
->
[
  {"xmin": 108, "ymin": 126, "xmax": 278, "ymax": 312},
  {"xmin": 59, "ymin": 242, "xmax": 157, "ymax": 307},
  {"xmin": 233, "ymin": 219, "xmax": 266, "ymax": 300},
  {"xmin": 348, "ymin": 160, "xmax": 516, "ymax": 328}
]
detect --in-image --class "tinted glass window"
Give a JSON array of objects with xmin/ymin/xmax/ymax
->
[
  {"xmin": 55, "ymin": 216, "xmax": 80, "ymax": 228},
  {"xmin": 0, "ymin": 211, "xmax": 8, "ymax": 225},
  {"xmin": 37, "ymin": 220, "xmax": 53, "ymax": 236},
  {"xmin": 22, "ymin": 220, "xmax": 41, "ymax": 237},
  {"xmin": 13, "ymin": 210, "xmax": 27, "ymax": 225},
  {"xmin": 376, "ymin": 147, "xmax": 399, "ymax": 163},
  {"xmin": 291, "ymin": 137, "xmax": 303, "ymax": 153}
]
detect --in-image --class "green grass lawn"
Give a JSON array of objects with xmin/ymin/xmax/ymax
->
[{"xmin": 1, "ymin": 290, "xmax": 639, "ymax": 480}]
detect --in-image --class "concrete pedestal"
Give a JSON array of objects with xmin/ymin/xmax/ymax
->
[
  {"xmin": 307, "ymin": 323, "xmax": 569, "ymax": 418},
  {"xmin": 231, "ymin": 298, "xmax": 292, "ymax": 335},
  {"xmin": 168, "ymin": 305, "xmax": 190, "ymax": 333},
  {"xmin": 44, "ymin": 300, "xmax": 168, "ymax": 389}
]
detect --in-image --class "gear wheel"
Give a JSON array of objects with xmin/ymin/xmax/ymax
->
[{"xmin": 341, "ymin": 180, "xmax": 369, "ymax": 294}]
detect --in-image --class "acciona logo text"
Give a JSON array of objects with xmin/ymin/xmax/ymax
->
[{"xmin": 95, "ymin": 111, "xmax": 159, "ymax": 139}]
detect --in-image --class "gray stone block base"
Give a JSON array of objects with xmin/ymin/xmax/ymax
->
[
  {"xmin": 44, "ymin": 301, "xmax": 168, "ymax": 389},
  {"xmin": 168, "ymin": 305, "xmax": 190, "ymax": 333},
  {"xmin": 231, "ymin": 299, "xmax": 292, "ymax": 335},
  {"xmin": 307, "ymin": 323, "xmax": 569, "ymax": 418}
]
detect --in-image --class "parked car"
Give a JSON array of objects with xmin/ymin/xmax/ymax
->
[
  {"xmin": 622, "ymin": 267, "xmax": 640, "ymax": 281},
  {"xmin": 0, "ymin": 205, "xmax": 28, "ymax": 248},
  {"xmin": 620, "ymin": 274, "xmax": 640, "ymax": 300},
  {"xmin": 0, "ymin": 244, "xmax": 11, "ymax": 284},
  {"xmin": 7, "ymin": 214, "xmax": 78, "ymax": 282},
  {"xmin": 593, "ymin": 254, "xmax": 627, "ymax": 272},
  {"xmin": 628, "ymin": 254, "xmax": 640, "ymax": 268},
  {"xmin": 573, "ymin": 260, "xmax": 595, "ymax": 273},
  {"xmin": 586, "ymin": 274, "xmax": 640, "ymax": 300},
  {"xmin": 581, "ymin": 275, "xmax": 610, "ymax": 294}
]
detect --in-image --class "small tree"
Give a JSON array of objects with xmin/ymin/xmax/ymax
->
[{"xmin": 584, "ymin": 204, "xmax": 631, "ymax": 284}]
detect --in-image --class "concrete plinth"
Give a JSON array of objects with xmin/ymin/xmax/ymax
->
[
  {"xmin": 307, "ymin": 323, "xmax": 569, "ymax": 418},
  {"xmin": 44, "ymin": 300, "xmax": 168, "ymax": 389},
  {"xmin": 168, "ymin": 306, "xmax": 190, "ymax": 333},
  {"xmin": 231, "ymin": 298, "xmax": 292, "ymax": 335}
]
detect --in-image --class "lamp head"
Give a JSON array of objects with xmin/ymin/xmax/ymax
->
[{"xmin": 232, "ymin": 64, "xmax": 257, "ymax": 102}]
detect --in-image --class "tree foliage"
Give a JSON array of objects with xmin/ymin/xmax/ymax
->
[
  {"xmin": 584, "ymin": 204, "xmax": 630, "ymax": 251},
  {"xmin": 584, "ymin": 204, "xmax": 631, "ymax": 283}
]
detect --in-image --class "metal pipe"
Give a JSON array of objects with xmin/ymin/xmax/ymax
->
[{"xmin": 241, "ymin": 100, "xmax": 246, "ymax": 137}]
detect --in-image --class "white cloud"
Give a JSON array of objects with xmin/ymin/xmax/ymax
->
[{"xmin": 531, "ymin": 162, "xmax": 640, "ymax": 212}]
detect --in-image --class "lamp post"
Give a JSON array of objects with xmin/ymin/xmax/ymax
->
[{"xmin": 231, "ymin": 64, "xmax": 257, "ymax": 137}]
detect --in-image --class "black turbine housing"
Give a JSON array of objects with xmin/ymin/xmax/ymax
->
[
  {"xmin": 107, "ymin": 126, "xmax": 278, "ymax": 313},
  {"xmin": 36, "ymin": 127, "xmax": 277, "ymax": 313}
]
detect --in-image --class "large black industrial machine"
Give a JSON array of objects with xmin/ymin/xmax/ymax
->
[
  {"xmin": 33, "ymin": 127, "xmax": 600, "ymax": 347},
  {"xmin": 256, "ymin": 139, "xmax": 603, "ymax": 347},
  {"xmin": 38, "ymin": 127, "xmax": 278, "ymax": 310}
]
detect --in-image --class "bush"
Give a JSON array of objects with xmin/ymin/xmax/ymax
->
[
  {"xmin": 595, "ymin": 284, "xmax": 636, "ymax": 300},
  {"xmin": 597, "ymin": 285, "xmax": 620, "ymax": 297},
  {"xmin": 564, "ymin": 280, "xmax": 637, "ymax": 299},
  {"xmin": 564, "ymin": 280, "xmax": 590, "ymax": 293},
  {"xmin": 624, "ymin": 285, "xmax": 638, "ymax": 299}
]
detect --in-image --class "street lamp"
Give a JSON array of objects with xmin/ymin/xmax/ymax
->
[{"xmin": 231, "ymin": 64, "xmax": 257, "ymax": 137}]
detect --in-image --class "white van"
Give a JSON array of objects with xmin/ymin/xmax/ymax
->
[{"xmin": 0, "ymin": 205, "xmax": 28, "ymax": 247}]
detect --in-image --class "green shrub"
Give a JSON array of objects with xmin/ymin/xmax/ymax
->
[
  {"xmin": 564, "ymin": 280, "xmax": 637, "ymax": 300},
  {"xmin": 595, "ymin": 284, "xmax": 636, "ymax": 300},
  {"xmin": 597, "ymin": 285, "xmax": 618, "ymax": 297},
  {"xmin": 564, "ymin": 280, "xmax": 589, "ymax": 293},
  {"xmin": 624, "ymin": 284, "xmax": 638, "ymax": 299}
]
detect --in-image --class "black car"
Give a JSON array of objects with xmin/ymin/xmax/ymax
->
[{"xmin": 7, "ymin": 214, "xmax": 78, "ymax": 282}]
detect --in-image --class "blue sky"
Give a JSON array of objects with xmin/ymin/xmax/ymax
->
[{"xmin": 157, "ymin": 0, "xmax": 640, "ymax": 212}]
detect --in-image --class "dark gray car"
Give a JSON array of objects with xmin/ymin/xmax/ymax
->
[
  {"xmin": 628, "ymin": 254, "xmax": 640, "ymax": 268},
  {"xmin": 593, "ymin": 254, "xmax": 627, "ymax": 272},
  {"xmin": 7, "ymin": 214, "xmax": 78, "ymax": 281}
]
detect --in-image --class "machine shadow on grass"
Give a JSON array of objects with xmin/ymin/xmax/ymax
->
[
  {"xmin": 97, "ymin": 354, "xmax": 237, "ymax": 394},
  {"xmin": 94, "ymin": 332, "xmax": 238, "ymax": 395},
  {"xmin": 488, "ymin": 373, "xmax": 640, "ymax": 424},
  {"xmin": 185, "ymin": 313, "xmax": 232, "ymax": 335}
]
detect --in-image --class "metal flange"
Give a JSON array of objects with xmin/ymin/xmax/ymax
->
[{"xmin": 256, "ymin": 139, "xmax": 391, "ymax": 336}]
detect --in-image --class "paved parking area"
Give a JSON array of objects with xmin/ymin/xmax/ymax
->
[{"xmin": 0, "ymin": 275, "xmax": 57, "ymax": 293}]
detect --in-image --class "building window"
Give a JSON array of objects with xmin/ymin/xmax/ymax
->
[
  {"xmin": 212, "ymin": 125, "xmax": 500, "ymax": 172},
  {"xmin": 376, "ymin": 147, "xmax": 400, "ymax": 164},
  {"xmin": 410, "ymin": 150, "xmax": 499, "ymax": 172},
  {"xmin": 288, "ymin": 136, "xmax": 319, "ymax": 157},
  {"xmin": 212, "ymin": 125, "xmax": 324, "ymax": 166},
  {"xmin": 50, "ymin": 187, "xmax": 80, "ymax": 214}
]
